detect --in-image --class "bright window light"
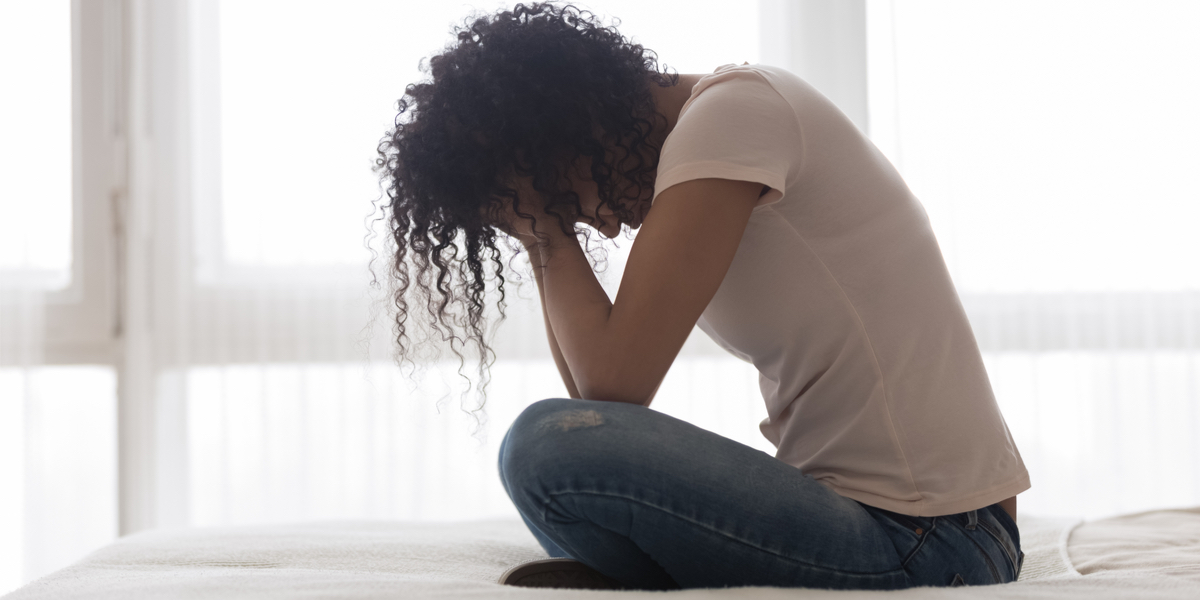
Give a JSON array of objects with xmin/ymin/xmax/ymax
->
[
  {"xmin": 0, "ymin": 1, "xmax": 72, "ymax": 278},
  {"xmin": 0, "ymin": 366, "xmax": 117, "ymax": 595},
  {"xmin": 216, "ymin": 0, "xmax": 757, "ymax": 267},
  {"xmin": 867, "ymin": 0, "xmax": 1200, "ymax": 293}
]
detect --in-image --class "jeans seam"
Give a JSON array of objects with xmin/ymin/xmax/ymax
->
[
  {"xmin": 899, "ymin": 517, "xmax": 936, "ymax": 568},
  {"xmin": 963, "ymin": 530, "xmax": 1003, "ymax": 583},
  {"xmin": 975, "ymin": 520, "xmax": 1018, "ymax": 581},
  {"xmin": 542, "ymin": 489, "xmax": 907, "ymax": 578}
]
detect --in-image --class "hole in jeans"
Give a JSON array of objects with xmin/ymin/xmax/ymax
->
[{"xmin": 539, "ymin": 409, "xmax": 605, "ymax": 432}]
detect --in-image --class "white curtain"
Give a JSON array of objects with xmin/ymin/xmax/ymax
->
[{"xmin": 0, "ymin": 288, "xmax": 43, "ymax": 593}]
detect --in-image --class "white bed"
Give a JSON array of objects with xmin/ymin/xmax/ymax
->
[{"xmin": 5, "ymin": 507, "xmax": 1199, "ymax": 599}]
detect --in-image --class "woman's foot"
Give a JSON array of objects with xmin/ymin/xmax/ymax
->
[{"xmin": 498, "ymin": 558, "xmax": 628, "ymax": 590}]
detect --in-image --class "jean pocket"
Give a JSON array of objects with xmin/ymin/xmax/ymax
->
[{"xmin": 881, "ymin": 511, "xmax": 1004, "ymax": 587}]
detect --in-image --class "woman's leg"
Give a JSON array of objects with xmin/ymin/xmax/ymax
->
[
  {"xmin": 498, "ymin": 423, "xmax": 571, "ymax": 559},
  {"xmin": 497, "ymin": 398, "xmax": 909, "ymax": 590},
  {"xmin": 498, "ymin": 398, "xmax": 1022, "ymax": 590}
]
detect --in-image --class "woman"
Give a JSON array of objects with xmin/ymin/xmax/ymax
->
[{"xmin": 376, "ymin": 2, "xmax": 1029, "ymax": 591}]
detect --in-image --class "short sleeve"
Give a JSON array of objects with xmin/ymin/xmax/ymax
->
[{"xmin": 651, "ymin": 65, "xmax": 800, "ymax": 209}]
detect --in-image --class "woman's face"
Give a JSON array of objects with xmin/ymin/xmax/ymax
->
[
  {"xmin": 562, "ymin": 154, "xmax": 649, "ymax": 238},
  {"xmin": 501, "ymin": 153, "xmax": 650, "ymax": 240}
]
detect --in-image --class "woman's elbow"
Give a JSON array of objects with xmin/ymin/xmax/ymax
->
[{"xmin": 575, "ymin": 366, "xmax": 657, "ymax": 406}]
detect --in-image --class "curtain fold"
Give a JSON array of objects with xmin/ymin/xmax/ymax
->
[{"xmin": 0, "ymin": 289, "xmax": 42, "ymax": 592}]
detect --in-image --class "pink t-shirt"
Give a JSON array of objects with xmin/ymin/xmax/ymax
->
[{"xmin": 651, "ymin": 63, "xmax": 1030, "ymax": 517}]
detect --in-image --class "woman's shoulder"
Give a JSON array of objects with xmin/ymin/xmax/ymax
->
[
  {"xmin": 652, "ymin": 64, "xmax": 802, "ymax": 209},
  {"xmin": 674, "ymin": 63, "xmax": 801, "ymax": 132},
  {"xmin": 686, "ymin": 63, "xmax": 835, "ymax": 116},
  {"xmin": 685, "ymin": 63, "xmax": 790, "ymax": 105}
]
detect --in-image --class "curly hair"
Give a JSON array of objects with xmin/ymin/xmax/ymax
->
[{"xmin": 373, "ymin": 1, "xmax": 679, "ymax": 419}]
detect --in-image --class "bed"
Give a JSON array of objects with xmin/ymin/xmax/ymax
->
[{"xmin": 5, "ymin": 507, "xmax": 1199, "ymax": 599}]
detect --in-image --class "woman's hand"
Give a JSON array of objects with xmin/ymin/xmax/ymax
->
[
  {"xmin": 486, "ymin": 196, "xmax": 578, "ymax": 251},
  {"xmin": 489, "ymin": 207, "xmax": 541, "ymax": 249}
]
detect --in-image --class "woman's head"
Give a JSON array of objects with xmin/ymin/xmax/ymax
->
[{"xmin": 374, "ymin": 1, "xmax": 677, "ymax": 411}]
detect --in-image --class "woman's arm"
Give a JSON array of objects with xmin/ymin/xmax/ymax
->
[
  {"xmin": 528, "ymin": 242, "xmax": 663, "ymax": 405},
  {"xmin": 534, "ymin": 178, "xmax": 763, "ymax": 405},
  {"xmin": 524, "ymin": 240, "xmax": 583, "ymax": 399}
]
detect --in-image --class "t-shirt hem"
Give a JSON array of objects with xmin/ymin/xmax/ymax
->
[
  {"xmin": 651, "ymin": 162, "xmax": 786, "ymax": 208},
  {"xmin": 823, "ymin": 471, "xmax": 1032, "ymax": 517}
]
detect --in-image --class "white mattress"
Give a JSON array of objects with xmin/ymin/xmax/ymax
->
[{"xmin": 5, "ymin": 508, "xmax": 1200, "ymax": 599}]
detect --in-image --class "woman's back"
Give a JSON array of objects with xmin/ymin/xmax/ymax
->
[{"xmin": 653, "ymin": 63, "xmax": 1030, "ymax": 517}]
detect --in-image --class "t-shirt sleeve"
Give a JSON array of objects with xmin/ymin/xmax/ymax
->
[{"xmin": 651, "ymin": 67, "xmax": 800, "ymax": 209}]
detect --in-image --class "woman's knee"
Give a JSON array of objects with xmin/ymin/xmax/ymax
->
[
  {"xmin": 499, "ymin": 397, "xmax": 609, "ymax": 488},
  {"xmin": 504, "ymin": 396, "xmax": 604, "ymax": 444}
]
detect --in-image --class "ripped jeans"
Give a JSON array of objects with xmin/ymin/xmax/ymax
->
[{"xmin": 497, "ymin": 398, "xmax": 1024, "ymax": 590}]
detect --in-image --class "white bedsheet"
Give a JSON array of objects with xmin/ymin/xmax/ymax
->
[
  {"xmin": 1066, "ymin": 506, "xmax": 1200, "ymax": 582},
  {"xmin": 5, "ymin": 511, "xmax": 1200, "ymax": 599}
]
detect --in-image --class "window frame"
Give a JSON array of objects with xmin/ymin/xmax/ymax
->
[{"xmin": 0, "ymin": 0, "xmax": 119, "ymax": 368}]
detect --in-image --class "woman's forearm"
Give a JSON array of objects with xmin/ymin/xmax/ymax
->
[
  {"xmin": 533, "ymin": 229, "xmax": 653, "ymax": 404},
  {"xmin": 525, "ymin": 242, "xmax": 583, "ymax": 399}
]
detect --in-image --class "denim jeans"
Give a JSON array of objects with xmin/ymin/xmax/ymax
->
[{"xmin": 498, "ymin": 398, "xmax": 1024, "ymax": 590}]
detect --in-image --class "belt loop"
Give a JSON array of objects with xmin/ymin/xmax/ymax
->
[{"xmin": 965, "ymin": 509, "xmax": 978, "ymax": 530}]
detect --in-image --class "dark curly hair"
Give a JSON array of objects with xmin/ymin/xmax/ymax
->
[{"xmin": 373, "ymin": 1, "xmax": 679, "ymax": 420}]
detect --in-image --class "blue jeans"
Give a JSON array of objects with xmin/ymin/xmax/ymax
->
[{"xmin": 498, "ymin": 398, "xmax": 1024, "ymax": 590}]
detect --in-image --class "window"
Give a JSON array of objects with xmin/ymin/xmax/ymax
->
[{"xmin": 0, "ymin": 1, "xmax": 73, "ymax": 285}]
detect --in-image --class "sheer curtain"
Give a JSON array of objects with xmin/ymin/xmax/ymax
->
[{"xmin": 0, "ymin": 289, "xmax": 43, "ymax": 593}]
